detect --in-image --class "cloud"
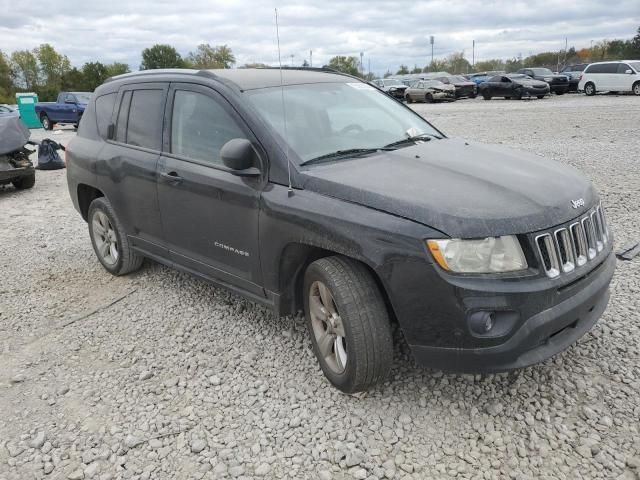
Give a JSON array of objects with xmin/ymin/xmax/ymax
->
[{"xmin": 0, "ymin": 0, "xmax": 637, "ymax": 75}]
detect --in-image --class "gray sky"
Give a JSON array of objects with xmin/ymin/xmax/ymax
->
[{"xmin": 1, "ymin": 0, "xmax": 638, "ymax": 75}]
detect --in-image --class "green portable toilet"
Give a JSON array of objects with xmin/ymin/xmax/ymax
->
[{"xmin": 16, "ymin": 92, "xmax": 42, "ymax": 129}]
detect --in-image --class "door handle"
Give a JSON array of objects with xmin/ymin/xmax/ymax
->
[{"xmin": 160, "ymin": 171, "xmax": 183, "ymax": 183}]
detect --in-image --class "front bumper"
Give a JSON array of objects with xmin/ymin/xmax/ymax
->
[
  {"xmin": 549, "ymin": 83, "xmax": 570, "ymax": 93},
  {"xmin": 432, "ymin": 91, "xmax": 456, "ymax": 101},
  {"xmin": 407, "ymin": 251, "xmax": 615, "ymax": 372}
]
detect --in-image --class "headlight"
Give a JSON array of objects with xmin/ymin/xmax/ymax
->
[
  {"xmin": 544, "ymin": 77, "xmax": 552, "ymax": 82},
  {"xmin": 427, "ymin": 236, "xmax": 527, "ymax": 273}
]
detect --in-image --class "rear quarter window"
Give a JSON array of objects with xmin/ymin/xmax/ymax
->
[{"xmin": 94, "ymin": 93, "xmax": 117, "ymax": 139}]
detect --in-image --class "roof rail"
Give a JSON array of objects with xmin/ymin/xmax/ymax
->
[{"xmin": 105, "ymin": 68, "xmax": 200, "ymax": 83}]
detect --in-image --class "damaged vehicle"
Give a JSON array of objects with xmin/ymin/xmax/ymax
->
[
  {"xmin": 66, "ymin": 68, "xmax": 615, "ymax": 393},
  {"xmin": 0, "ymin": 116, "xmax": 35, "ymax": 190},
  {"xmin": 405, "ymin": 79, "xmax": 456, "ymax": 103},
  {"xmin": 372, "ymin": 78, "xmax": 408, "ymax": 99}
]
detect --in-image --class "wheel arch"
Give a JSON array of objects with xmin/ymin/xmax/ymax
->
[
  {"xmin": 275, "ymin": 242, "xmax": 397, "ymax": 323},
  {"xmin": 77, "ymin": 184, "xmax": 104, "ymax": 221}
]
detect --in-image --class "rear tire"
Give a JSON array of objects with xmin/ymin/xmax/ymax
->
[
  {"xmin": 633, "ymin": 82, "xmax": 640, "ymax": 96},
  {"xmin": 88, "ymin": 197, "xmax": 143, "ymax": 276},
  {"xmin": 12, "ymin": 173, "xmax": 35, "ymax": 190},
  {"xmin": 303, "ymin": 256, "xmax": 393, "ymax": 393},
  {"xmin": 537, "ymin": 95, "xmax": 545, "ymax": 99},
  {"xmin": 41, "ymin": 113, "xmax": 52, "ymax": 130},
  {"xmin": 555, "ymin": 90, "xmax": 565, "ymax": 95},
  {"xmin": 425, "ymin": 93, "xmax": 434, "ymax": 103},
  {"xmin": 584, "ymin": 82, "xmax": 596, "ymax": 96},
  {"xmin": 405, "ymin": 94, "xmax": 412, "ymax": 104}
]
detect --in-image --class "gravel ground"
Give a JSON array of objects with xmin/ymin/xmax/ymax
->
[{"xmin": 1, "ymin": 95, "xmax": 639, "ymax": 480}]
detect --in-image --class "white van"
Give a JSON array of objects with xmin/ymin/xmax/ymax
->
[{"xmin": 578, "ymin": 60, "xmax": 640, "ymax": 95}]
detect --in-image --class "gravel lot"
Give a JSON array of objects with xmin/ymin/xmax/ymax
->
[{"xmin": 1, "ymin": 95, "xmax": 639, "ymax": 480}]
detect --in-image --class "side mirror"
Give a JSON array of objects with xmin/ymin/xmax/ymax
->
[
  {"xmin": 625, "ymin": 69, "xmax": 633, "ymax": 74},
  {"xmin": 107, "ymin": 123, "xmax": 115, "ymax": 140},
  {"xmin": 220, "ymin": 138, "xmax": 261, "ymax": 177}
]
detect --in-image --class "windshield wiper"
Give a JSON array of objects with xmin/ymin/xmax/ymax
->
[
  {"xmin": 383, "ymin": 133, "xmax": 440, "ymax": 149},
  {"xmin": 300, "ymin": 148, "xmax": 389, "ymax": 167}
]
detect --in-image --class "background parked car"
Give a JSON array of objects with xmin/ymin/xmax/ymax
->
[
  {"xmin": 372, "ymin": 78, "xmax": 408, "ymax": 99},
  {"xmin": 516, "ymin": 68, "xmax": 569, "ymax": 94},
  {"xmin": 433, "ymin": 75, "xmax": 476, "ymax": 98},
  {"xmin": 559, "ymin": 63, "xmax": 589, "ymax": 91},
  {"xmin": 467, "ymin": 71, "xmax": 505, "ymax": 89},
  {"xmin": 0, "ymin": 104, "xmax": 19, "ymax": 118},
  {"xmin": 578, "ymin": 60, "xmax": 640, "ymax": 96},
  {"xmin": 405, "ymin": 79, "xmax": 456, "ymax": 103},
  {"xmin": 479, "ymin": 74, "xmax": 550, "ymax": 100},
  {"xmin": 34, "ymin": 91, "xmax": 92, "ymax": 130}
]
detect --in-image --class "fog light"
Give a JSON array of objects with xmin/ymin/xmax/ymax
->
[{"xmin": 469, "ymin": 311, "xmax": 495, "ymax": 334}]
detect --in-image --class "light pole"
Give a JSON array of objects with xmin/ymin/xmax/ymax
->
[
  {"xmin": 310, "ymin": 50, "xmax": 313, "ymax": 68},
  {"xmin": 360, "ymin": 52, "xmax": 364, "ymax": 76},
  {"xmin": 472, "ymin": 40, "xmax": 475, "ymax": 69},
  {"xmin": 290, "ymin": 54, "xmax": 294, "ymax": 66},
  {"xmin": 430, "ymin": 36, "xmax": 434, "ymax": 68}
]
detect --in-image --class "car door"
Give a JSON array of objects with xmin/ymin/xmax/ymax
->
[
  {"xmin": 61, "ymin": 93, "xmax": 79, "ymax": 122},
  {"xmin": 157, "ymin": 82, "xmax": 264, "ymax": 296},
  {"xmin": 600, "ymin": 63, "xmax": 618, "ymax": 90},
  {"xmin": 97, "ymin": 82, "xmax": 168, "ymax": 257},
  {"xmin": 616, "ymin": 63, "xmax": 632, "ymax": 91}
]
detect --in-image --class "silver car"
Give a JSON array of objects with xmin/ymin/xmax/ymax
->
[{"xmin": 405, "ymin": 80, "xmax": 456, "ymax": 103}]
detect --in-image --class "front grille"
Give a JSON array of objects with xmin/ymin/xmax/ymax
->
[{"xmin": 535, "ymin": 204, "xmax": 609, "ymax": 278}]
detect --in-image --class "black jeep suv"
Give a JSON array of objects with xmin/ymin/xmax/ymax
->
[{"xmin": 66, "ymin": 68, "xmax": 615, "ymax": 393}]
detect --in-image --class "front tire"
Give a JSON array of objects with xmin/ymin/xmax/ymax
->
[
  {"xmin": 303, "ymin": 256, "xmax": 393, "ymax": 393},
  {"xmin": 41, "ymin": 113, "xmax": 52, "ymax": 130},
  {"xmin": 584, "ymin": 82, "xmax": 596, "ymax": 96},
  {"xmin": 633, "ymin": 82, "xmax": 640, "ymax": 96},
  {"xmin": 425, "ymin": 93, "xmax": 434, "ymax": 103},
  {"xmin": 537, "ymin": 95, "xmax": 545, "ymax": 99},
  {"xmin": 12, "ymin": 173, "xmax": 35, "ymax": 190},
  {"xmin": 405, "ymin": 94, "xmax": 412, "ymax": 104},
  {"xmin": 88, "ymin": 197, "xmax": 143, "ymax": 276},
  {"xmin": 482, "ymin": 91, "xmax": 492, "ymax": 100}
]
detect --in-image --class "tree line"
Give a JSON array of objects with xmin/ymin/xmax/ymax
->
[
  {"xmin": 1, "ymin": 27, "xmax": 638, "ymax": 103},
  {"xmin": 0, "ymin": 43, "xmax": 237, "ymax": 103}
]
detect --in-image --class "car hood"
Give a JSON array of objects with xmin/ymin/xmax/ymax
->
[{"xmin": 300, "ymin": 138, "xmax": 596, "ymax": 238}]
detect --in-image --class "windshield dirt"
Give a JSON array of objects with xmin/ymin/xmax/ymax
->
[{"xmin": 246, "ymin": 82, "xmax": 441, "ymax": 163}]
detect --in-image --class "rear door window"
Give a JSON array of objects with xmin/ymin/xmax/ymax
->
[
  {"xmin": 114, "ymin": 87, "xmax": 165, "ymax": 150},
  {"xmin": 126, "ymin": 90, "xmax": 164, "ymax": 150},
  {"xmin": 115, "ymin": 91, "xmax": 131, "ymax": 142}
]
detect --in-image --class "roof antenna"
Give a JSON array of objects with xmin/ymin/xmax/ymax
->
[{"xmin": 275, "ymin": 8, "xmax": 293, "ymax": 197}]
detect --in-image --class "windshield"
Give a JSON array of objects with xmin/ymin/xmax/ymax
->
[
  {"xmin": 245, "ymin": 82, "xmax": 442, "ymax": 163},
  {"xmin": 426, "ymin": 80, "xmax": 446, "ymax": 87},
  {"xmin": 629, "ymin": 62, "xmax": 640, "ymax": 72},
  {"xmin": 383, "ymin": 79, "xmax": 403, "ymax": 86},
  {"xmin": 449, "ymin": 76, "xmax": 468, "ymax": 82},
  {"xmin": 530, "ymin": 68, "xmax": 553, "ymax": 75},
  {"xmin": 508, "ymin": 74, "xmax": 528, "ymax": 79},
  {"xmin": 72, "ymin": 93, "xmax": 92, "ymax": 103}
]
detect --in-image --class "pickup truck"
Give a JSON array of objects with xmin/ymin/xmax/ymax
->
[{"xmin": 34, "ymin": 92, "xmax": 92, "ymax": 130}]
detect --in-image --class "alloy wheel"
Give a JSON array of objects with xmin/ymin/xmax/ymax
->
[
  {"xmin": 92, "ymin": 211, "xmax": 119, "ymax": 265},
  {"xmin": 309, "ymin": 280, "xmax": 347, "ymax": 374}
]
